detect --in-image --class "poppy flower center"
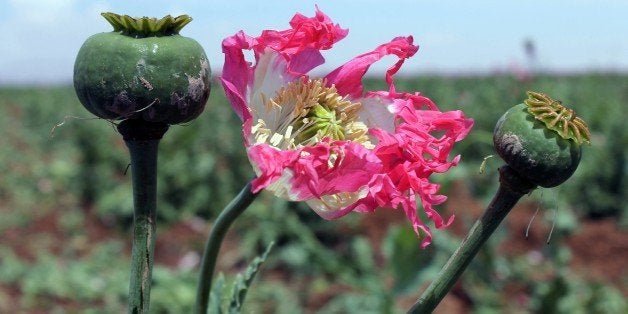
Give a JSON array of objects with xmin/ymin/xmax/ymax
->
[{"xmin": 252, "ymin": 78, "xmax": 372, "ymax": 149}]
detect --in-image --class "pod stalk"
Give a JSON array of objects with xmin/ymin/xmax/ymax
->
[
  {"xmin": 117, "ymin": 119, "xmax": 169, "ymax": 314},
  {"xmin": 408, "ymin": 166, "xmax": 536, "ymax": 313}
]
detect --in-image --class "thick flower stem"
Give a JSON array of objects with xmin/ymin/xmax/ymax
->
[
  {"xmin": 117, "ymin": 119, "xmax": 169, "ymax": 314},
  {"xmin": 408, "ymin": 166, "xmax": 536, "ymax": 314},
  {"xmin": 194, "ymin": 181, "xmax": 259, "ymax": 314}
]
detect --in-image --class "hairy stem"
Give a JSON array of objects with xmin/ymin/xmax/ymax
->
[
  {"xmin": 408, "ymin": 166, "xmax": 536, "ymax": 313},
  {"xmin": 194, "ymin": 182, "xmax": 259, "ymax": 314}
]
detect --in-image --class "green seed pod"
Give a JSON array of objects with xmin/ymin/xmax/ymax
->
[
  {"xmin": 74, "ymin": 12, "xmax": 210, "ymax": 124},
  {"xmin": 493, "ymin": 91, "xmax": 590, "ymax": 188}
]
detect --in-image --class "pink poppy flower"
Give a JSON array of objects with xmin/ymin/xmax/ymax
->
[{"xmin": 221, "ymin": 8, "xmax": 473, "ymax": 247}]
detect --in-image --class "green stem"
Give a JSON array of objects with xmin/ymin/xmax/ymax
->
[
  {"xmin": 408, "ymin": 166, "xmax": 536, "ymax": 314},
  {"xmin": 118, "ymin": 119, "xmax": 169, "ymax": 314},
  {"xmin": 194, "ymin": 181, "xmax": 259, "ymax": 314}
]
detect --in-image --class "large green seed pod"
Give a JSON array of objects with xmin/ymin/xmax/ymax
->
[
  {"xmin": 493, "ymin": 91, "xmax": 590, "ymax": 188},
  {"xmin": 74, "ymin": 13, "xmax": 210, "ymax": 124}
]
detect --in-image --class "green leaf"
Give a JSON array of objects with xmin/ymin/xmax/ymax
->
[
  {"xmin": 208, "ymin": 273, "xmax": 226, "ymax": 314},
  {"xmin": 228, "ymin": 242, "xmax": 274, "ymax": 314}
]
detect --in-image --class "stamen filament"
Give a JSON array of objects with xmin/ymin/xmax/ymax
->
[{"xmin": 251, "ymin": 78, "xmax": 372, "ymax": 149}]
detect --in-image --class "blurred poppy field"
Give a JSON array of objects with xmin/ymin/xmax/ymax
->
[{"xmin": 0, "ymin": 73, "xmax": 626, "ymax": 313}]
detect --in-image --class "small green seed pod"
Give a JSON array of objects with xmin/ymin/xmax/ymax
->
[
  {"xmin": 74, "ymin": 13, "xmax": 210, "ymax": 124},
  {"xmin": 493, "ymin": 91, "xmax": 590, "ymax": 188}
]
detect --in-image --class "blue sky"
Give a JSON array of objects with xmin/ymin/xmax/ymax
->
[{"xmin": 1, "ymin": 0, "xmax": 626, "ymax": 84}]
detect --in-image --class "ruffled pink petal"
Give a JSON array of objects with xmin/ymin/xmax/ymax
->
[
  {"xmin": 415, "ymin": 224, "xmax": 433, "ymax": 249},
  {"xmin": 221, "ymin": 9, "xmax": 348, "ymax": 122},
  {"xmin": 325, "ymin": 36, "xmax": 418, "ymax": 99},
  {"xmin": 220, "ymin": 31, "xmax": 256, "ymax": 121},
  {"xmin": 255, "ymin": 8, "xmax": 348, "ymax": 55},
  {"xmin": 247, "ymin": 144, "xmax": 301, "ymax": 194},
  {"xmin": 287, "ymin": 47, "xmax": 326, "ymax": 75},
  {"xmin": 345, "ymin": 92, "xmax": 473, "ymax": 247},
  {"xmin": 253, "ymin": 8, "xmax": 348, "ymax": 76},
  {"xmin": 368, "ymin": 90, "xmax": 440, "ymax": 112},
  {"xmin": 290, "ymin": 140, "xmax": 381, "ymax": 199},
  {"xmin": 247, "ymin": 140, "xmax": 381, "ymax": 217}
]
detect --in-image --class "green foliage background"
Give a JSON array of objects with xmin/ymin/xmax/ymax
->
[{"xmin": 0, "ymin": 74, "xmax": 626, "ymax": 313}]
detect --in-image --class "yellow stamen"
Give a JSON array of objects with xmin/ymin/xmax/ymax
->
[{"xmin": 252, "ymin": 78, "xmax": 372, "ymax": 149}]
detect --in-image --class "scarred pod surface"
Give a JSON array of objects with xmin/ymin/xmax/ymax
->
[
  {"xmin": 493, "ymin": 91, "xmax": 590, "ymax": 188},
  {"xmin": 74, "ymin": 13, "xmax": 210, "ymax": 124}
]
